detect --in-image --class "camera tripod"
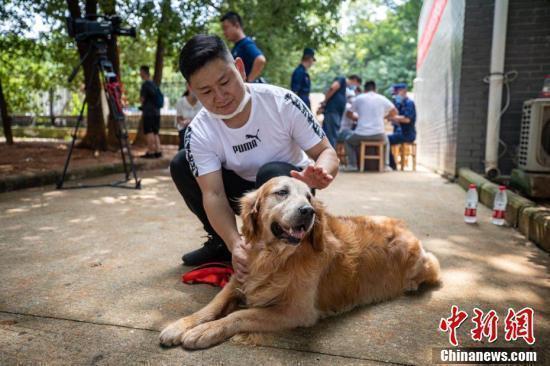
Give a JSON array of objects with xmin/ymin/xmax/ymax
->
[{"xmin": 57, "ymin": 38, "xmax": 141, "ymax": 190}]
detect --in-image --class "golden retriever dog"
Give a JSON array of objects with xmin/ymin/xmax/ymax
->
[{"xmin": 160, "ymin": 176, "xmax": 440, "ymax": 349}]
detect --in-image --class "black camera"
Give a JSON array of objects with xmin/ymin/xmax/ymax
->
[{"xmin": 66, "ymin": 15, "xmax": 136, "ymax": 42}]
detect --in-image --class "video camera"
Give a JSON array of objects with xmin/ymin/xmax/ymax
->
[{"xmin": 66, "ymin": 15, "xmax": 136, "ymax": 42}]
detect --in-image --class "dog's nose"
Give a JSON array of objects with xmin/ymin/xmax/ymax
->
[{"xmin": 298, "ymin": 205, "xmax": 314, "ymax": 217}]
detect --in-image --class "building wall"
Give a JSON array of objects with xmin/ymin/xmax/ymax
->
[
  {"xmin": 417, "ymin": 0, "xmax": 550, "ymax": 176},
  {"xmin": 455, "ymin": 0, "xmax": 494, "ymax": 174},
  {"xmin": 499, "ymin": 0, "xmax": 550, "ymax": 174},
  {"xmin": 455, "ymin": 0, "xmax": 550, "ymax": 175},
  {"xmin": 415, "ymin": 0, "xmax": 465, "ymax": 176}
]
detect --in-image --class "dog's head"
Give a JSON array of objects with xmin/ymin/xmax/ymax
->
[{"xmin": 240, "ymin": 176, "xmax": 325, "ymax": 251}]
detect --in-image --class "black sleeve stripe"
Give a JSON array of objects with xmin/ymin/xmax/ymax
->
[
  {"xmin": 284, "ymin": 93, "xmax": 325, "ymax": 140},
  {"xmin": 183, "ymin": 126, "xmax": 199, "ymax": 177}
]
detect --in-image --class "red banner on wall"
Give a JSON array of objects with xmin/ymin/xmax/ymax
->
[{"xmin": 417, "ymin": 0, "xmax": 448, "ymax": 70}]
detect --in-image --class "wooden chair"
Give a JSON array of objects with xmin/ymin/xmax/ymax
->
[
  {"xmin": 359, "ymin": 141, "xmax": 385, "ymax": 172},
  {"xmin": 336, "ymin": 142, "xmax": 347, "ymax": 166},
  {"xmin": 392, "ymin": 142, "xmax": 417, "ymax": 171}
]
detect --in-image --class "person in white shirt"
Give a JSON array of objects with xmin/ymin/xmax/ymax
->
[
  {"xmin": 175, "ymin": 87, "xmax": 202, "ymax": 150},
  {"xmin": 337, "ymin": 86, "xmax": 361, "ymax": 145},
  {"xmin": 344, "ymin": 80, "xmax": 397, "ymax": 171},
  {"xmin": 170, "ymin": 35, "xmax": 338, "ymax": 277}
]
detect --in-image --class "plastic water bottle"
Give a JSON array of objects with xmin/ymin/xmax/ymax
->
[
  {"xmin": 464, "ymin": 184, "xmax": 478, "ymax": 224},
  {"xmin": 491, "ymin": 185, "xmax": 507, "ymax": 226}
]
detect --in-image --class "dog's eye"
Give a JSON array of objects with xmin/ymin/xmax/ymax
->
[
  {"xmin": 306, "ymin": 193, "xmax": 312, "ymax": 201},
  {"xmin": 275, "ymin": 189, "xmax": 288, "ymax": 197}
]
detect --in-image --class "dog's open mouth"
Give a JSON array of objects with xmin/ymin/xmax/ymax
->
[{"xmin": 271, "ymin": 222, "xmax": 310, "ymax": 244}]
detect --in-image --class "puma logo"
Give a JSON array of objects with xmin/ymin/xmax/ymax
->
[{"xmin": 245, "ymin": 129, "xmax": 261, "ymax": 143}]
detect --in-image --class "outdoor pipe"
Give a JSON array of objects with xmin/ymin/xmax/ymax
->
[{"xmin": 484, "ymin": 0, "xmax": 509, "ymax": 179}]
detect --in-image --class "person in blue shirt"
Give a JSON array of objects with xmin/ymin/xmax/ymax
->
[
  {"xmin": 291, "ymin": 48, "xmax": 315, "ymax": 109},
  {"xmin": 388, "ymin": 83, "xmax": 416, "ymax": 169},
  {"xmin": 221, "ymin": 12, "xmax": 266, "ymax": 83},
  {"xmin": 319, "ymin": 75, "xmax": 362, "ymax": 147}
]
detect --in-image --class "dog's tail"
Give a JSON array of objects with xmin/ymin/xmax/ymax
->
[
  {"xmin": 404, "ymin": 246, "xmax": 441, "ymax": 292},
  {"xmin": 420, "ymin": 251, "xmax": 441, "ymax": 285}
]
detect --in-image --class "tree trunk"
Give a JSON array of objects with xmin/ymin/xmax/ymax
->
[
  {"xmin": 0, "ymin": 77, "xmax": 14, "ymax": 145},
  {"xmin": 133, "ymin": 0, "xmax": 168, "ymax": 146},
  {"xmin": 153, "ymin": 32, "xmax": 165, "ymax": 86},
  {"xmin": 67, "ymin": 0, "xmax": 108, "ymax": 151}
]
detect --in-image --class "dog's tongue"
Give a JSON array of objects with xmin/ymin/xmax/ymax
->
[{"xmin": 288, "ymin": 227, "xmax": 306, "ymax": 239}]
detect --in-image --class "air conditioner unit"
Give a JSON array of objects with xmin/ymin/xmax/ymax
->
[{"xmin": 517, "ymin": 99, "xmax": 550, "ymax": 172}]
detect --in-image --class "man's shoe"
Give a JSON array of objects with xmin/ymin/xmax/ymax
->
[
  {"xmin": 154, "ymin": 151, "xmax": 163, "ymax": 158},
  {"xmin": 140, "ymin": 152, "xmax": 156, "ymax": 159},
  {"xmin": 182, "ymin": 236, "xmax": 232, "ymax": 266}
]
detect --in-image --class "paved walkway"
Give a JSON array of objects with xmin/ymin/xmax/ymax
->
[{"xmin": 0, "ymin": 168, "xmax": 548, "ymax": 365}]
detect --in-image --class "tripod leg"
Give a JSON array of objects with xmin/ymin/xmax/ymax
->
[
  {"xmin": 97, "ymin": 45, "xmax": 141, "ymax": 189},
  {"xmin": 115, "ymin": 124, "xmax": 130, "ymax": 181},
  {"xmin": 57, "ymin": 98, "xmax": 87, "ymax": 189},
  {"xmin": 121, "ymin": 122, "xmax": 141, "ymax": 189}
]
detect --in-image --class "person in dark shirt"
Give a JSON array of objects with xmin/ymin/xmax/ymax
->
[
  {"xmin": 388, "ymin": 83, "xmax": 416, "ymax": 169},
  {"xmin": 291, "ymin": 48, "xmax": 315, "ymax": 109},
  {"xmin": 221, "ymin": 11, "xmax": 266, "ymax": 83},
  {"xmin": 139, "ymin": 65, "xmax": 162, "ymax": 158},
  {"xmin": 320, "ymin": 75, "xmax": 362, "ymax": 147}
]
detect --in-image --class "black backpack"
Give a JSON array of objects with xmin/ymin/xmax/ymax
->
[{"xmin": 153, "ymin": 84, "xmax": 164, "ymax": 109}]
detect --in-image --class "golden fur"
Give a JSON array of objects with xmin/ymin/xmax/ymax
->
[{"xmin": 160, "ymin": 177, "xmax": 441, "ymax": 349}]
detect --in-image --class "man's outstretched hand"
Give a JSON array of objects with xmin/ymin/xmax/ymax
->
[{"xmin": 290, "ymin": 164, "xmax": 333, "ymax": 189}]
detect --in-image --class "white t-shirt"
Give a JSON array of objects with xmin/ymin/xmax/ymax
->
[
  {"xmin": 183, "ymin": 83, "xmax": 325, "ymax": 181},
  {"xmin": 175, "ymin": 96, "xmax": 202, "ymax": 123},
  {"xmin": 350, "ymin": 92, "xmax": 395, "ymax": 136},
  {"xmin": 339, "ymin": 99, "xmax": 355, "ymax": 133}
]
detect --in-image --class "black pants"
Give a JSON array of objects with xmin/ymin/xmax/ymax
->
[
  {"xmin": 178, "ymin": 128, "xmax": 186, "ymax": 151},
  {"xmin": 170, "ymin": 149, "xmax": 300, "ymax": 244}
]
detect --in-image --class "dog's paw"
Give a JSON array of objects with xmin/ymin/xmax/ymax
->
[
  {"xmin": 159, "ymin": 317, "xmax": 197, "ymax": 346},
  {"xmin": 181, "ymin": 321, "xmax": 227, "ymax": 349},
  {"xmin": 404, "ymin": 280, "xmax": 419, "ymax": 292}
]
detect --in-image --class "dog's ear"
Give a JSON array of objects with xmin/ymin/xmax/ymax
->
[
  {"xmin": 240, "ymin": 189, "xmax": 261, "ymax": 242},
  {"xmin": 310, "ymin": 197, "xmax": 326, "ymax": 252}
]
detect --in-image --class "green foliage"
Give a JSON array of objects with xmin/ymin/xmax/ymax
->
[
  {"xmin": 311, "ymin": 0, "xmax": 421, "ymax": 96},
  {"xmin": 2, "ymin": 0, "xmax": 420, "ymax": 114},
  {"xmin": 213, "ymin": 0, "xmax": 342, "ymax": 87},
  {"xmin": 1, "ymin": 0, "xmax": 83, "ymax": 114},
  {"xmin": 5, "ymin": 0, "xmax": 342, "ymax": 111},
  {"xmin": 0, "ymin": 34, "xmax": 79, "ymax": 114}
]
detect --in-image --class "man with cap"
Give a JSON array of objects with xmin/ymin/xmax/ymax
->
[
  {"xmin": 388, "ymin": 83, "xmax": 416, "ymax": 170},
  {"xmin": 291, "ymin": 48, "xmax": 315, "ymax": 109},
  {"xmin": 221, "ymin": 11, "xmax": 266, "ymax": 83}
]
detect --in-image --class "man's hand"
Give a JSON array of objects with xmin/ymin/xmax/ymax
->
[
  {"xmin": 231, "ymin": 237, "xmax": 251, "ymax": 282},
  {"xmin": 290, "ymin": 164, "xmax": 334, "ymax": 189}
]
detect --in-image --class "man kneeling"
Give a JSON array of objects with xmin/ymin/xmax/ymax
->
[{"xmin": 170, "ymin": 35, "xmax": 339, "ymax": 280}]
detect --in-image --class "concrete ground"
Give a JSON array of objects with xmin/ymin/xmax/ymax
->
[{"xmin": 0, "ymin": 168, "xmax": 548, "ymax": 365}]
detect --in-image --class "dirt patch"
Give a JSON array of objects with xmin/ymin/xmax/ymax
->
[{"xmin": 0, "ymin": 139, "xmax": 174, "ymax": 179}]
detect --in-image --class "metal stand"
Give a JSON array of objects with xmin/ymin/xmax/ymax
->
[{"xmin": 57, "ymin": 39, "xmax": 140, "ymax": 190}]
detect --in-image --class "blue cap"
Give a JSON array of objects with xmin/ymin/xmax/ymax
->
[
  {"xmin": 393, "ymin": 82, "xmax": 408, "ymax": 90},
  {"xmin": 303, "ymin": 47, "xmax": 316, "ymax": 60}
]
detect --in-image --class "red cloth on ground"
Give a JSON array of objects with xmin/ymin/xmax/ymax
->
[{"xmin": 182, "ymin": 262, "xmax": 234, "ymax": 288}]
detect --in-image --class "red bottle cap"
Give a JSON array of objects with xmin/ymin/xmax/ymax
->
[
  {"xmin": 499, "ymin": 185, "xmax": 506, "ymax": 191},
  {"xmin": 469, "ymin": 183, "xmax": 476, "ymax": 189}
]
